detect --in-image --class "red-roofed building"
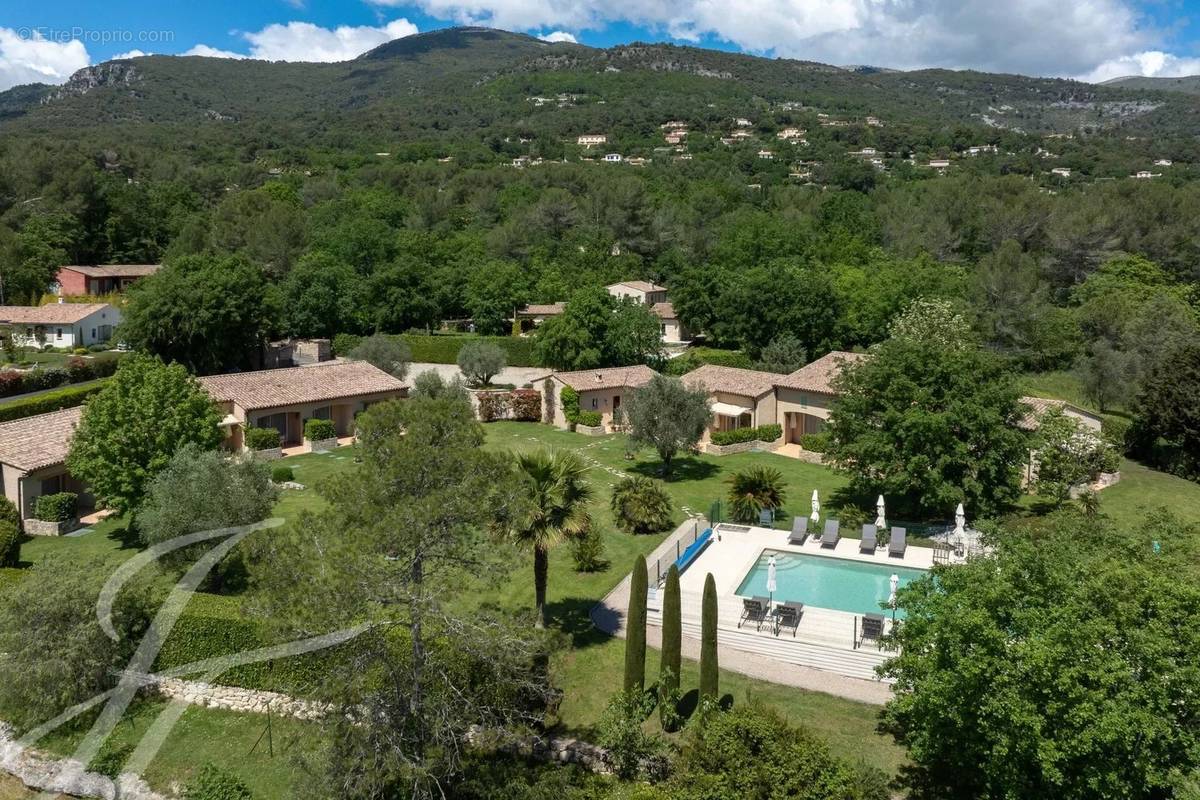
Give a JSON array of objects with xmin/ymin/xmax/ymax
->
[{"xmin": 54, "ymin": 264, "xmax": 160, "ymax": 296}]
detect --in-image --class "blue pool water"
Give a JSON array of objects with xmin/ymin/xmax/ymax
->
[{"xmin": 735, "ymin": 550, "xmax": 928, "ymax": 618}]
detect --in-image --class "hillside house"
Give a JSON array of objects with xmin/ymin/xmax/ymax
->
[
  {"xmin": 777, "ymin": 128, "xmax": 805, "ymax": 140},
  {"xmin": 200, "ymin": 361, "xmax": 407, "ymax": 451},
  {"xmin": 1051, "ymin": 167, "xmax": 1072, "ymax": 178},
  {"xmin": 757, "ymin": 149, "xmax": 774, "ymax": 160},
  {"xmin": 516, "ymin": 302, "xmax": 566, "ymax": 329},
  {"xmin": 549, "ymin": 365, "xmax": 656, "ymax": 431},
  {"xmin": 865, "ymin": 116, "xmax": 882, "ymax": 126},
  {"xmin": 774, "ymin": 352, "xmax": 867, "ymax": 444},
  {"xmin": 1155, "ymin": 159, "xmax": 1173, "ymax": 166},
  {"xmin": 734, "ymin": 117, "xmax": 753, "ymax": 127},
  {"xmin": 606, "ymin": 281, "xmax": 668, "ymax": 305},
  {"xmin": 1132, "ymin": 170, "xmax": 1160, "ymax": 179},
  {"xmin": 603, "ymin": 153, "xmax": 623, "ymax": 163},
  {"xmin": 0, "ymin": 407, "xmax": 93, "ymax": 527},
  {"xmin": 577, "ymin": 134, "xmax": 608, "ymax": 147},
  {"xmin": 0, "ymin": 302, "xmax": 120, "ymax": 350},
  {"xmin": 1017, "ymin": 397, "xmax": 1102, "ymax": 434},
  {"xmin": 651, "ymin": 302, "xmax": 690, "ymax": 344},
  {"xmin": 966, "ymin": 145, "xmax": 998, "ymax": 156},
  {"xmin": 927, "ymin": 159, "xmax": 951, "ymax": 170},
  {"xmin": 54, "ymin": 264, "xmax": 159, "ymax": 296}
]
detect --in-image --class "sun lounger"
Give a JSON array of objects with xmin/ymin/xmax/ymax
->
[
  {"xmin": 788, "ymin": 517, "xmax": 808, "ymax": 545},
  {"xmin": 774, "ymin": 601, "xmax": 804, "ymax": 637},
  {"xmin": 860, "ymin": 612, "xmax": 885, "ymax": 648},
  {"xmin": 888, "ymin": 526, "xmax": 907, "ymax": 558},
  {"xmin": 738, "ymin": 596, "xmax": 771, "ymax": 631},
  {"xmin": 859, "ymin": 524, "xmax": 877, "ymax": 553},
  {"xmin": 820, "ymin": 519, "xmax": 840, "ymax": 548}
]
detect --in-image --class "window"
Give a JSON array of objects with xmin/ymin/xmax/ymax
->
[
  {"xmin": 258, "ymin": 412, "xmax": 288, "ymax": 438},
  {"xmin": 312, "ymin": 406, "xmax": 332, "ymax": 420},
  {"xmin": 591, "ymin": 398, "xmax": 598, "ymax": 409},
  {"xmin": 55, "ymin": 328, "xmax": 63, "ymax": 339},
  {"xmin": 41, "ymin": 475, "xmax": 63, "ymax": 495}
]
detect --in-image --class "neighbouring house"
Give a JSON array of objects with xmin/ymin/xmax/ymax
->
[
  {"xmin": 200, "ymin": 361, "xmax": 408, "ymax": 451},
  {"xmin": 606, "ymin": 281, "xmax": 668, "ymax": 305},
  {"xmin": 757, "ymin": 149, "xmax": 774, "ymax": 160},
  {"xmin": 516, "ymin": 302, "xmax": 566, "ymax": 329},
  {"xmin": 777, "ymin": 127, "xmax": 805, "ymax": 140},
  {"xmin": 0, "ymin": 406, "xmax": 92, "ymax": 524},
  {"xmin": 549, "ymin": 365, "xmax": 656, "ymax": 431},
  {"xmin": 865, "ymin": 116, "xmax": 883, "ymax": 126},
  {"xmin": 1155, "ymin": 159, "xmax": 1173, "ymax": 166},
  {"xmin": 682, "ymin": 365, "xmax": 780, "ymax": 441},
  {"xmin": 577, "ymin": 134, "xmax": 608, "ymax": 147},
  {"xmin": 603, "ymin": 153, "xmax": 623, "ymax": 163},
  {"xmin": 773, "ymin": 351, "xmax": 867, "ymax": 444},
  {"xmin": 261, "ymin": 338, "xmax": 333, "ymax": 369},
  {"xmin": 1051, "ymin": 167, "xmax": 1072, "ymax": 178},
  {"xmin": 0, "ymin": 302, "xmax": 121, "ymax": 350},
  {"xmin": 651, "ymin": 302, "xmax": 691, "ymax": 344},
  {"xmin": 53, "ymin": 264, "xmax": 159, "ymax": 296},
  {"xmin": 928, "ymin": 158, "xmax": 951, "ymax": 170}
]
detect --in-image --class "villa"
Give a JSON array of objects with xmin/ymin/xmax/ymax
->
[
  {"xmin": 775, "ymin": 352, "xmax": 866, "ymax": 445},
  {"xmin": 606, "ymin": 280, "xmax": 668, "ymax": 305},
  {"xmin": 516, "ymin": 302, "xmax": 566, "ymax": 328},
  {"xmin": 54, "ymin": 264, "xmax": 159, "ymax": 296},
  {"xmin": 200, "ymin": 360, "xmax": 407, "ymax": 451},
  {"xmin": 0, "ymin": 407, "xmax": 91, "ymax": 525},
  {"xmin": 1017, "ymin": 396, "xmax": 1102, "ymax": 433},
  {"xmin": 682, "ymin": 364, "xmax": 780, "ymax": 440},
  {"xmin": 576, "ymin": 134, "xmax": 607, "ymax": 147},
  {"xmin": 651, "ymin": 302, "xmax": 691, "ymax": 344},
  {"xmin": 548, "ymin": 365, "xmax": 656, "ymax": 431},
  {"xmin": 0, "ymin": 302, "xmax": 121, "ymax": 350}
]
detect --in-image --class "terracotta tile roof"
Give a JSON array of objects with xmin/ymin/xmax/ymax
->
[
  {"xmin": 199, "ymin": 361, "xmax": 407, "ymax": 411},
  {"xmin": 0, "ymin": 407, "xmax": 82, "ymax": 472},
  {"xmin": 59, "ymin": 264, "xmax": 160, "ymax": 278},
  {"xmin": 609, "ymin": 280, "xmax": 666, "ymax": 293},
  {"xmin": 0, "ymin": 303, "xmax": 115, "ymax": 325},
  {"xmin": 774, "ymin": 351, "xmax": 867, "ymax": 394},
  {"xmin": 552, "ymin": 365, "xmax": 657, "ymax": 392},
  {"xmin": 1018, "ymin": 396, "xmax": 1102, "ymax": 432},
  {"xmin": 518, "ymin": 302, "xmax": 566, "ymax": 316},
  {"xmin": 682, "ymin": 364, "xmax": 780, "ymax": 399},
  {"xmin": 650, "ymin": 302, "xmax": 677, "ymax": 319}
]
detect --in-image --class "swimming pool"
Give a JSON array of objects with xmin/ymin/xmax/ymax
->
[{"xmin": 735, "ymin": 550, "xmax": 928, "ymax": 618}]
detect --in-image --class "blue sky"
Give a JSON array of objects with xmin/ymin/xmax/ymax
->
[{"xmin": 3, "ymin": 0, "xmax": 1200, "ymax": 91}]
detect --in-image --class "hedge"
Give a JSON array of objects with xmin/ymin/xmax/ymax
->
[
  {"xmin": 0, "ymin": 357, "xmax": 120, "ymax": 399},
  {"xmin": 710, "ymin": 424, "xmax": 783, "ymax": 446},
  {"xmin": 477, "ymin": 392, "xmax": 510, "ymax": 422},
  {"xmin": 270, "ymin": 465, "xmax": 294, "ymax": 483},
  {"xmin": 578, "ymin": 410, "xmax": 603, "ymax": 427},
  {"xmin": 244, "ymin": 426, "xmax": 281, "ymax": 451},
  {"xmin": 0, "ymin": 521, "xmax": 18, "ymax": 567},
  {"xmin": 304, "ymin": 418, "xmax": 337, "ymax": 441},
  {"xmin": 34, "ymin": 492, "xmax": 77, "ymax": 522},
  {"xmin": 664, "ymin": 347, "xmax": 754, "ymax": 376},
  {"xmin": 799, "ymin": 431, "xmax": 829, "ymax": 452},
  {"xmin": 332, "ymin": 333, "xmax": 536, "ymax": 367},
  {"xmin": 0, "ymin": 381, "xmax": 107, "ymax": 422}
]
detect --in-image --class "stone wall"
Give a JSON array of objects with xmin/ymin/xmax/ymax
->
[
  {"xmin": 22, "ymin": 518, "xmax": 78, "ymax": 536},
  {"xmin": 575, "ymin": 423, "xmax": 607, "ymax": 437},
  {"xmin": 704, "ymin": 437, "xmax": 783, "ymax": 456},
  {"xmin": 0, "ymin": 725, "xmax": 167, "ymax": 800},
  {"xmin": 134, "ymin": 674, "xmax": 331, "ymax": 721},
  {"xmin": 306, "ymin": 436, "xmax": 339, "ymax": 453}
]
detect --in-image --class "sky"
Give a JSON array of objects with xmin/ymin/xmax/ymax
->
[{"xmin": 2, "ymin": 0, "xmax": 1200, "ymax": 92}]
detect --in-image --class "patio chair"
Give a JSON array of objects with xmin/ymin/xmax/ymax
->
[
  {"xmin": 738, "ymin": 597, "xmax": 770, "ymax": 631},
  {"xmin": 888, "ymin": 527, "xmax": 908, "ymax": 558},
  {"xmin": 859, "ymin": 613, "xmax": 885, "ymax": 649},
  {"xmin": 774, "ymin": 601, "xmax": 804, "ymax": 637},
  {"xmin": 859, "ymin": 524, "xmax": 877, "ymax": 554},
  {"xmin": 788, "ymin": 516, "xmax": 809, "ymax": 545},
  {"xmin": 820, "ymin": 519, "xmax": 840, "ymax": 548}
]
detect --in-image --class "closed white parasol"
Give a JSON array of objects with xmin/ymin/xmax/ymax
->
[
  {"xmin": 810, "ymin": 490, "xmax": 820, "ymax": 524},
  {"xmin": 875, "ymin": 494, "xmax": 887, "ymax": 529}
]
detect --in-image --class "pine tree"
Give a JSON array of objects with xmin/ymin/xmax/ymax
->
[
  {"xmin": 659, "ymin": 564, "xmax": 682, "ymax": 729},
  {"xmin": 623, "ymin": 554, "xmax": 648, "ymax": 693},
  {"xmin": 699, "ymin": 572, "xmax": 719, "ymax": 701}
]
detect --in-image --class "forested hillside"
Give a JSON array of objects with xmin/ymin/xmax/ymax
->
[{"xmin": 0, "ymin": 27, "xmax": 1197, "ymax": 479}]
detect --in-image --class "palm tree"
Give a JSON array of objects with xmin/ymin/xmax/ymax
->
[
  {"xmin": 507, "ymin": 449, "xmax": 593, "ymax": 628},
  {"xmin": 727, "ymin": 466, "xmax": 786, "ymax": 523}
]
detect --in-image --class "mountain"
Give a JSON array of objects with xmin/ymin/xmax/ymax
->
[
  {"xmin": 1101, "ymin": 74, "xmax": 1200, "ymax": 95},
  {"xmin": 0, "ymin": 26, "xmax": 1196, "ymax": 151}
]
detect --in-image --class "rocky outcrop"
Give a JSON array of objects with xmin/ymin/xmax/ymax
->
[{"xmin": 44, "ymin": 62, "xmax": 141, "ymax": 103}]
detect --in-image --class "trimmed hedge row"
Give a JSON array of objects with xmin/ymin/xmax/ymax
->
[
  {"xmin": 710, "ymin": 423, "xmax": 783, "ymax": 447},
  {"xmin": 332, "ymin": 333, "xmax": 535, "ymax": 367},
  {"xmin": 34, "ymin": 492, "xmax": 77, "ymax": 522},
  {"xmin": 244, "ymin": 426, "xmax": 281, "ymax": 451},
  {"xmin": 304, "ymin": 418, "xmax": 337, "ymax": 441},
  {"xmin": 665, "ymin": 347, "xmax": 754, "ymax": 376},
  {"xmin": 0, "ymin": 381, "xmax": 107, "ymax": 422}
]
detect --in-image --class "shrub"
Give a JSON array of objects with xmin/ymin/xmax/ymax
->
[
  {"xmin": 0, "ymin": 521, "xmax": 18, "ymax": 567},
  {"xmin": 331, "ymin": 332, "xmax": 363, "ymax": 357},
  {"xmin": 87, "ymin": 343, "xmax": 109, "ymax": 353},
  {"xmin": 23, "ymin": 368, "xmax": 70, "ymax": 392},
  {"xmin": 183, "ymin": 763, "xmax": 255, "ymax": 800},
  {"xmin": 304, "ymin": 418, "xmax": 336, "ymax": 441},
  {"xmin": 577, "ymin": 410, "xmax": 603, "ymax": 428},
  {"xmin": 397, "ymin": 334, "xmax": 534, "ymax": 367},
  {"xmin": 757, "ymin": 423, "xmax": 782, "ymax": 442},
  {"xmin": 349, "ymin": 334, "xmax": 412, "ymax": 379},
  {"xmin": 710, "ymin": 427, "xmax": 758, "ymax": 446},
  {"xmin": 611, "ymin": 476, "xmax": 674, "ymax": 534},
  {"xmin": 476, "ymin": 391, "xmax": 509, "ymax": 422},
  {"xmin": 0, "ymin": 371, "xmax": 23, "ymax": 397},
  {"xmin": 1102, "ymin": 415, "xmax": 1132, "ymax": 452},
  {"xmin": 570, "ymin": 526, "xmax": 608, "ymax": 572},
  {"xmin": 799, "ymin": 431, "xmax": 829, "ymax": 452},
  {"xmin": 88, "ymin": 741, "xmax": 134, "ymax": 779},
  {"xmin": 91, "ymin": 358, "xmax": 120, "ymax": 379},
  {"xmin": 411, "ymin": 370, "xmax": 469, "ymax": 402},
  {"xmin": 560, "ymin": 385, "xmax": 581, "ymax": 423},
  {"xmin": 243, "ymin": 426, "xmax": 281, "ymax": 451},
  {"xmin": 34, "ymin": 492, "xmax": 77, "ymax": 522},
  {"xmin": 270, "ymin": 465, "xmax": 294, "ymax": 483},
  {"xmin": 660, "ymin": 565, "xmax": 682, "ymax": 732},
  {"xmin": 596, "ymin": 689, "xmax": 664, "ymax": 780},
  {"xmin": 66, "ymin": 356, "xmax": 93, "ymax": 383},
  {"xmin": 663, "ymin": 347, "xmax": 754, "ymax": 376},
  {"xmin": 510, "ymin": 389, "xmax": 541, "ymax": 421},
  {"xmin": 72, "ymin": 347, "xmax": 89, "ymax": 356},
  {"xmin": 727, "ymin": 466, "xmax": 786, "ymax": 523},
  {"xmin": 0, "ymin": 497, "xmax": 18, "ymax": 529},
  {"xmin": 0, "ymin": 381, "xmax": 105, "ymax": 422}
]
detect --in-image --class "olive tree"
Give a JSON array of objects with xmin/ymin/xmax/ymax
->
[{"xmin": 623, "ymin": 374, "xmax": 712, "ymax": 476}]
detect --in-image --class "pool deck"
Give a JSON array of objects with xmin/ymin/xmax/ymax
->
[{"xmin": 592, "ymin": 520, "xmax": 947, "ymax": 704}]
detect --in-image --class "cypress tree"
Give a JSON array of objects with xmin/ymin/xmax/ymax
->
[
  {"xmin": 623, "ymin": 554, "xmax": 648, "ymax": 693},
  {"xmin": 699, "ymin": 572, "xmax": 719, "ymax": 701},
  {"xmin": 659, "ymin": 564, "xmax": 682, "ymax": 728}
]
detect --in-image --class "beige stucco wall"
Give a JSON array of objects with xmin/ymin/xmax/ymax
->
[
  {"xmin": 551, "ymin": 377, "xmax": 631, "ymax": 430},
  {"xmin": 776, "ymin": 388, "xmax": 836, "ymax": 443},
  {"xmin": 703, "ymin": 390, "xmax": 776, "ymax": 440},
  {"xmin": 231, "ymin": 389, "xmax": 406, "ymax": 448},
  {"xmin": 2, "ymin": 462, "xmax": 92, "ymax": 521}
]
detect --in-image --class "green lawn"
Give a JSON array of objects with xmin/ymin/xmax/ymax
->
[
  {"xmin": 1019, "ymin": 370, "xmax": 1098, "ymax": 412},
  {"xmin": 1099, "ymin": 459, "xmax": 1200, "ymax": 529}
]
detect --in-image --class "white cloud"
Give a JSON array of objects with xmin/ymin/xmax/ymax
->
[
  {"xmin": 1080, "ymin": 50, "xmax": 1200, "ymax": 83},
  {"xmin": 0, "ymin": 27, "xmax": 90, "ymax": 91},
  {"xmin": 538, "ymin": 30, "xmax": 577, "ymax": 43},
  {"xmin": 112, "ymin": 49, "xmax": 150, "ymax": 60},
  {"xmin": 186, "ymin": 18, "xmax": 419, "ymax": 63},
  {"xmin": 395, "ymin": 0, "xmax": 1200, "ymax": 79}
]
